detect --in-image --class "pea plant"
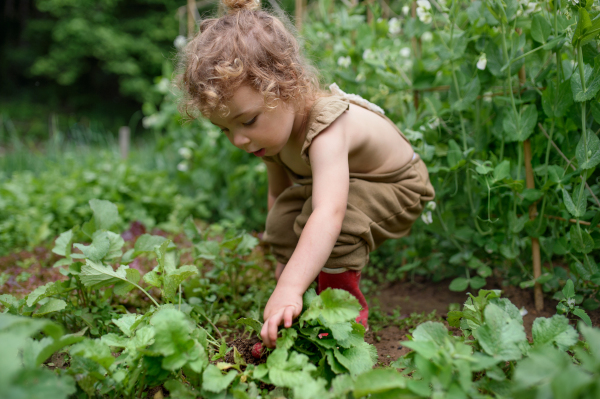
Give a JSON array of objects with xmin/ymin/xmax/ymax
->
[{"xmin": 304, "ymin": 0, "xmax": 600, "ymax": 310}]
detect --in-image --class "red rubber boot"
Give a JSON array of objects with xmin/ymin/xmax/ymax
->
[{"xmin": 317, "ymin": 270, "xmax": 369, "ymax": 330}]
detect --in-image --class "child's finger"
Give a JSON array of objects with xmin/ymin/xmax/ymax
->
[
  {"xmin": 283, "ymin": 306, "xmax": 294, "ymax": 328},
  {"xmin": 268, "ymin": 312, "xmax": 282, "ymax": 345}
]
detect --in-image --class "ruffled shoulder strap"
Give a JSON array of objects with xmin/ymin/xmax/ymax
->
[{"xmin": 299, "ymin": 94, "xmax": 350, "ymax": 165}]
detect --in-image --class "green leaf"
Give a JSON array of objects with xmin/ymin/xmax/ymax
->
[
  {"xmin": 542, "ymin": 79, "xmax": 573, "ymax": 118},
  {"xmin": 470, "ymin": 276, "xmax": 487, "ymax": 289},
  {"xmin": 6, "ymin": 369, "xmax": 76, "ymax": 399},
  {"xmin": 570, "ymin": 225, "xmax": 594, "ymax": 254},
  {"xmin": 80, "ymin": 260, "xmax": 140, "ymax": 295},
  {"xmin": 572, "ymin": 8, "xmax": 593, "ymax": 47},
  {"xmin": 112, "ymin": 314, "xmax": 143, "ymax": 337},
  {"xmin": 163, "ymin": 380, "xmax": 197, "ymax": 399},
  {"xmin": 73, "ymin": 231, "xmax": 124, "ymax": 262},
  {"xmin": 27, "ymin": 281, "xmax": 70, "ymax": 307},
  {"xmin": 576, "ymin": 130, "xmax": 600, "ymax": 170},
  {"xmin": 150, "ymin": 308, "xmax": 206, "ymax": 371},
  {"xmin": 236, "ymin": 318, "xmax": 263, "ymax": 336},
  {"xmin": 531, "ymin": 14, "xmax": 551, "ymax": 43},
  {"xmin": 195, "ymin": 240, "xmax": 220, "ymax": 260},
  {"xmin": 73, "ymin": 235, "xmax": 110, "ymax": 262},
  {"xmin": 412, "ymin": 321, "xmax": 449, "ymax": 345},
  {"xmin": 89, "ymin": 199, "xmax": 119, "ymax": 231},
  {"xmin": 562, "ymin": 279, "xmax": 575, "ymax": 299},
  {"xmin": 493, "ymin": 160, "xmax": 511, "ymax": 182},
  {"xmin": 571, "ymin": 62, "xmax": 600, "ymax": 102},
  {"xmin": 449, "ymin": 277, "xmax": 469, "ymax": 291},
  {"xmin": 300, "ymin": 288, "xmax": 360, "ymax": 327},
  {"xmin": 333, "ymin": 342, "xmax": 376, "ymax": 376},
  {"xmin": 33, "ymin": 299, "xmax": 67, "ymax": 317},
  {"xmin": 513, "ymin": 347, "xmax": 578, "ymax": 391},
  {"xmin": 472, "ymin": 303, "xmax": 527, "ymax": 361},
  {"xmin": 353, "ymin": 369, "xmax": 408, "ymax": 397},
  {"xmin": 235, "ymin": 233, "xmax": 259, "ymax": 254},
  {"xmin": 70, "ymin": 339, "xmax": 115, "ymax": 370},
  {"xmin": 503, "ymin": 105, "xmax": 538, "ymax": 142},
  {"xmin": 451, "ymin": 75, "xmax": 480, "ymax": 112},
  {"xmin": 52, "ymin": 229, "xmax": 75, "ymax": 258},
  {"xmin": 114, "ymin": 268, "xmax": 141, "ymax": 296},
  {"xmin": 277, "ymin": 328, "xmax": 298, "ymax": 350},
  {"xmin": 573, "ymin": 308, "xmax": 592, "ymax": 326},
  {"xmin": 163, "ymin": 265, "xmax": 198, "ymax": 303},
  {"xmin": 532, "ymin": 315, "xmax": 578, "ymax": 350},
  {"xmin": 562, "ymin": 188, "xmax": 587, "ymax": 218},
  {"xmin": 447, "ymin": 139, "xmax": 463, "ymax": 168},
  {"xmin": 134, "ymin": 234, "xmax": 168, "ymax": 253}
]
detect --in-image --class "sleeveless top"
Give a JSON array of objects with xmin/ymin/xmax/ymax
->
[{"xmin": 263, "ymin": 83, "xmax": 412, "ymax": 182}]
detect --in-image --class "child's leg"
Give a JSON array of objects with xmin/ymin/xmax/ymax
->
[{"xmin": 317, "ymin": 270, "xmax": 369, "ymax": 328}]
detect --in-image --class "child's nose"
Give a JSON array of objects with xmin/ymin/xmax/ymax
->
[{"xmin": 232, "ymin": 132, "xmax": 250, "ymax": 148}]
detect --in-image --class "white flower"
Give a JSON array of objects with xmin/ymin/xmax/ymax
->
[
  {"xmin": 426, "ymin": 201, "xmax": 437, "ymax": 211},
  {"xmin": 567, "ymin": 298, "xmax": 576, "ymax": 306},
  {"xmin": 477, "ymin": 53, "xmax": 487, "ymax": 70},
  {"xmin": 254, "ymin": 163, "xmax": 267, "ymax": 173},
  {"xmin": 363, "ymin": 49, "xmax": 373, "ymax": 60},
  {"xmin": 416, "ymin": 7, "xmax": 432, "ymax": 24},
  {"xmin": 337, "ymin": 56, "xmax": 351, "ymax": 68},
  {"xmin": 519, "ymin": 307, "xmax": 528, "ymax": 317},
  {"xmin": 428, "ymin": 118, "xmax": 439, "ymax": 129},
  {"xmin": 483, "ymin": 91, "xmax": 493, "ymax": 102},
  {"xmin": 400, "ymin": 47, "xmax": 411, "ymax": 57},
  {"xmin": 402, "ymin": 5, "xmax": 410, "ymax": 15},
  {"xmin": 156, "ymin": 77, "xmax": 170, "ymax": 94},
  {"xmin": 421, "ymin": 31, "xmax": 433, "ymax": 42},
  {"xmin": 421, "ymin": 211, "xmax": 433, "ymax": 224},
  {"xmin": 142, "ymin": 115, "xmax": 158, "ymax": 129},
  {"xmin": 355, "ymin": 73, "xmax": 366, "ymax": 82},
  {"xmin": 174, "ymin": 35, "xmax": 187, "ymax": 50},
  {"xmin": 388, "ymin": 17, "xmax": 401, "ymax": 35},
  {"xmin": 178, "ymin": 147, "xmax": 193, "ymax": 159},
  {"xmin": 177, "ymin": 162, "xmax": 189, "ymax": 172},
  {"xmin": 417, "ymin": 0, "xmax": 432, "ymax": 10}
]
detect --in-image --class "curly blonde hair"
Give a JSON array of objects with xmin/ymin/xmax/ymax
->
[{"xmin": 177, "ymin": 0, "xmax": 325, "ymax": 119}]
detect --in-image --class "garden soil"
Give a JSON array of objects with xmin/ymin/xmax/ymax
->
[{"xmin": 365, "ymin": 276, "xmax": 600, "ymax": 365}]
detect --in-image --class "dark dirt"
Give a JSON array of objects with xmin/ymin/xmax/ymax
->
[
  {"xmin": 365, "ymin": 275, "xmax": 600, "ymax": 365},
  {"xmin": 224, "ymin": 336, "xmax": 267, "ymax": 365}
]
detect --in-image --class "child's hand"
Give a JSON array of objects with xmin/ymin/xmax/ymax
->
[{"xmin": 261, "ymin": 285, "xmax": 303, "ymax": 348}]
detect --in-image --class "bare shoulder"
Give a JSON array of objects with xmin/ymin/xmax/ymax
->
[{"xmin": 335, "ymin": 103, "xmax": 414, "ymax": 174}]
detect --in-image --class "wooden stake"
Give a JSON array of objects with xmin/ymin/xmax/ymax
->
[
  {"xmin": 411, "ymin": 1, "xmax": 421, "ymax": 110},
  {"xmin": 187, "ymin": 0, "xmax": 196, "ymax": 38},
  {"xmin": 119, "ymin": 126, "xmax": 130, "ymax": 160},
  {"xmin": 524, "ymin": 139, "xmax": 543, "ymax": 312},
  {"xmin": 295, "ymin": 0, "xmax": 304, "ymax": 31}
]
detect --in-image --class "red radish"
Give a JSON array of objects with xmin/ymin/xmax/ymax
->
[{"xmin": 251, "ymin": 342, "xmax": 264, "ymax": 359}]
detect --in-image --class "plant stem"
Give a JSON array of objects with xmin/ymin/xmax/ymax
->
[{"xmin": 500, "ymin": 23, "xmax": 518, "ymax": 116}]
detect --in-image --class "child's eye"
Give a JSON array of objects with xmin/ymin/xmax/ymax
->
[{"xmin": 243, "ymin": 116, "xmax": 257, "ymax": 126}]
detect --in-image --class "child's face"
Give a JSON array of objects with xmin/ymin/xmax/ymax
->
[{"xmin": 209, "ymin": 85, "xmax": 299, "ymax": 158}]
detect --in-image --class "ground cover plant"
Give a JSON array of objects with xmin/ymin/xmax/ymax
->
[{"xmin": 1, "ymin": 200, "xmax": 600, "ymax": 398}]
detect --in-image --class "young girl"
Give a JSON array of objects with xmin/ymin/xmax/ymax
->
[{"xmin": 179, "ymin": 0, "xmax": 435, "ymax": 348}]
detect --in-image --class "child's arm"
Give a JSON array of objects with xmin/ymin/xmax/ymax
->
[
  {"xmin": 261, "ymin": 124, "xmax": 349, "ymax": 348},
  {"xmin": 265, "ymin": 160, "xmax": 292, "ymax": 211}
]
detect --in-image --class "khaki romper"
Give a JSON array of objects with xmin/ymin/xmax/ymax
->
[{"xmin": 262, "ymin": 94, "xmax": 435, "ymax": 274}]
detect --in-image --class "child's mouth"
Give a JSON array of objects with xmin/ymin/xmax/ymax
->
[{"xmin": 253, "ymin": 148, "xmax": 266, "ymax": 157}]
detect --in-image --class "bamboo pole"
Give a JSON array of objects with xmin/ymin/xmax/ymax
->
[
  {"xmin": 411, "ymin": 1, "xmax": 420, "ymax": 110},
  {"xmin": 524, "ymin": 139, "xmax": 544, "ymax": 311},
  {"xmin": 187, "ymin": 0, "xmax": 196, "ymax": 38},
  {"xmin": 295, "ymin": 0, "xmax": 304, "ymax": 31}
]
